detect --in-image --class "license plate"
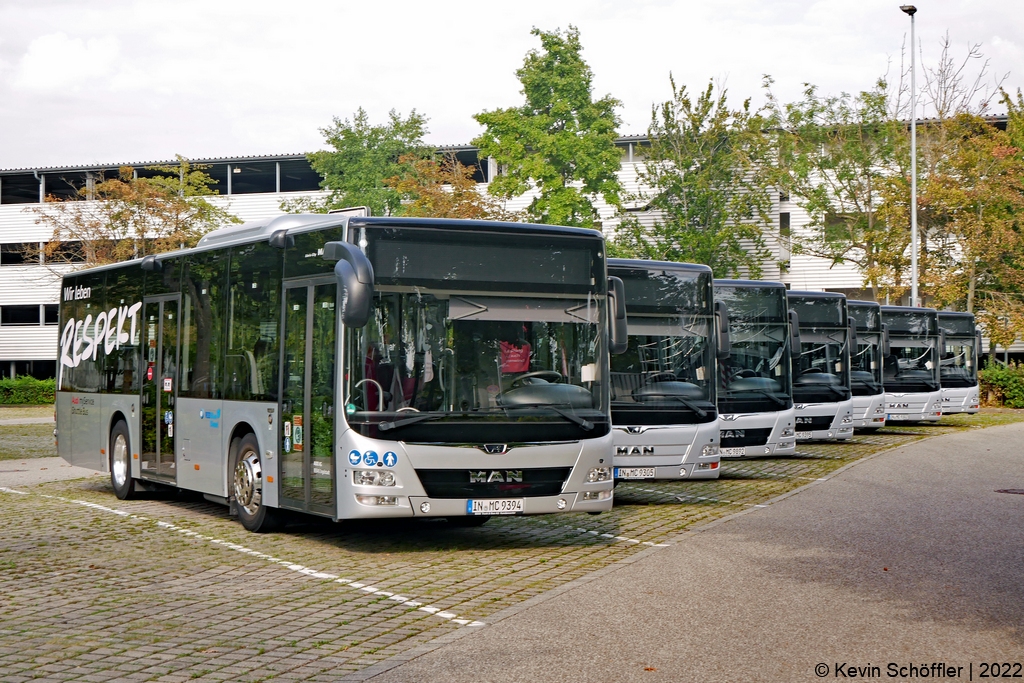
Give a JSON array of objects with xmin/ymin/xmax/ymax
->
[
  {"xmin": 614, "ymin": 467, "xmax": 656, "ymax": 480},
  {"xmin": 720, "ymin": 447, "xmax": 746, "ymax": 456},
  {"xmin": 795, "ymin": 431, "xmax": 812, "ymax": 439},
  {"xmin": 887, "ymin": 414, "xmax": 911, "ymax": 420},
  {"xmin": 467, "ymin": 498, "xmax": 523, "ymax": 515}
]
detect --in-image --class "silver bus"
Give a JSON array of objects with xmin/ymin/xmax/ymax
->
[
  {"xmin": 55, "ymin": 214, "xmax": 624, "ymax": 531},
  {"xmin": 880, "ymin": 306, "xmax": 943, "ymax": 423},
  {"xmin": 788, "ymin": 291, "xmax": 854, "ymax": 441},
  {"xmin": 713, "ymin": 280, "xmax": 797, "ymax": 458},
  {"xmin": 847, "ymin": 300, "xmax": 888, "ymax": 429},
  {"xmin": 937, "ymin": 311, "xmax": 980, "ymax": 414},
  {"xmin": 607, "ymin": 260, "xmax": 722, "ymax": 481}
]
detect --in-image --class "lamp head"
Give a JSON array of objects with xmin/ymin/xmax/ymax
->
[{"xmin": 900, "ymin": 4, "xmax": 917, "ymax": 15}]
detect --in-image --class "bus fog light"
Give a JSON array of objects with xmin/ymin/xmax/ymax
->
[
  {"xmin": 378, "ymin": 471, "xmax": 396, "ymax": 487},
  {"xmin": 420, "ymin": 502, "xmax": 431, "ymax": 514},
  {"xmin": 827, "ymin": 431, "xmax": 834, "ymax": 437},
  {"xmin": 781, "ymin": 427, "xmax": 794, "ymax": 437},
  {"xmin": 557, "ymin": 498, "xmax": 566, "ymax": 510},
  {"xmin": 697, "ymin": 462, "xmax": 719, "ymax": 470},
  {"xmin": 356, "ymin": 495, "xmax": 399, "ymax": 506},
  {"xmin": 587, "ymin": 467, "xmax": 612, "ymax": 483},
  {"xmin": 355, "ymin": 470, "xmax": 379, "ymax": 486},
  {"xmin": 778, "ymin": 441, "xmax": 793, "ymax": 449},
  {"xmin": 582, "ymin": 490, "xmax": 612, "ymax": 501},
  {"xmin": 701, "ymin": 444, "xmax": 719, "ymax": 457}
]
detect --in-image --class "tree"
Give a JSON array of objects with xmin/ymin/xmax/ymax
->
[
  {"xmin": 36, "ymin": 156, "xmax": 237, "ymax": 269},
  {"xmin": 289, "ymin": 108, "xmax": 430, "ymax": 216},
  {"xmin": 473, "ymin": 26, "xmax": 622, "ymax": 227},
  {"xmin": 768, "ymin": 78, "xmax": 910, "ymax": 300},
  {"xmin": 612, "ymin": 77, "xmax": 773, "ymax": 277},
  {"xmin": 385, "ymin": 153, "xmax": 522, "ymax": 221}
]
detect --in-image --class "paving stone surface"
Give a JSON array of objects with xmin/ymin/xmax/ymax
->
[{"xmin": 1, "ymin": 412, "xmax": 1019, "ymax": 682}]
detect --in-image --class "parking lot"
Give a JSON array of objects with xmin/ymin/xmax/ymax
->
[{"xmin": 2, "ymin": 411, "xmax": 1021, "ymax": 683}]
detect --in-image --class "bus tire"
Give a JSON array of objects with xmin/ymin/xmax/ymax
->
[
  {"xmin": 231, "ymin": 433, "xmax": 281, "ymax": 533},
  {"xmin": 446, "ymin": 515, "xmax": 490, "ymax": 527},
  {"xmin": 109, "ymin": 420, "xmax": 136, "ymax": 500}
]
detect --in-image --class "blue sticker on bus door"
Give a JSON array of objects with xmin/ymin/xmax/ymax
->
[
  {"xmin": 348, "ymin": 450, "xmax": 362, "ymax": 466},
  {"xmin": 383, "ymin": 451, "xmax": 398, "ymax": 467},
  {"xmin": 362, "ymin": 451, "xmax": 379, "ymax": 466}
]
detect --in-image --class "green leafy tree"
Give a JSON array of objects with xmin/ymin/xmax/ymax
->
[
  {"xmin": 473, "ymin": 26, "xmax": 622, "ymax": 227},
  {"xmin": 768, "ymin": 79, "xmax": 909, "ymax": 300},
  {"xmin": 36, "ymin": 156, "xmax": 237, "ymax": 268},
  {"xmin": 612, "ymin": 77, "xmax": 773, "ymax": 277},
  {"xmin": 289, "ymin": 108, "xmax": 430, "ymax": 216}
]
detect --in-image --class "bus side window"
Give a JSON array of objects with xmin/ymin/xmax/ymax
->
[{"xmin": 225, "ymin": 243, "xmax": 281, "ymax": 401}]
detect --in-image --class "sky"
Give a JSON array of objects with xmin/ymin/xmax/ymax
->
[{"xmin": 0, "ymin": 0, "xmax": 1021, "ymax": 170}]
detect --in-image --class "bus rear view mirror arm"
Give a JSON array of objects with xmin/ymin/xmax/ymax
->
[
  {"xmin": 608, "ymin": 276, "xmax": 628, "ymax": 355},
  {"xmin": 323, "ymin": 241, "xmax": 375, "ymax": 328},
  {"xmin": 715, "ymin": 300, "xmax": 731, "ymax": 359}
]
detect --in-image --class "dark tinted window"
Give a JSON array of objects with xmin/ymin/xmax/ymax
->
[
  {"xmin": 882, "ymin": 310, "xmax": 936, "ymax": 336},
  {"xmin": 181, "ymin": 250, "xmax": 228, "ymax": 399},
  {"xmin": 230, "ymin": 161, "xmax": 277, "ymax": 194},
  {"xmin": 285, "ymin": 227, "xmax": 345, "ymax": 279},
  {"xmin": 611, "ymin": 267, "xmax": 711, "ymax": 315},
  {"xmin": 279, "ymin": 159, "xmax": 322, "ymax": 192},
  {"xmin": 789, "ymin": 296, "xmax": 845, "ymax": 327},
  {"xmin": 144, "ymin": 257, "xmax": 183, "ymax": 297},
  {"xmin": 104, "ymin": 266, "xmax": 144, "ymax": 394},
  {"xmin": 44, "ymin": 304, "xmax": 59, "ymax": 325},
  {"xmin": 1, "ymin": 305, "xmax": 40, "ymax": 325},
  {"xmin": 938, "ymin": 314, "xmax": 975, "ymax": 336},
  {"xmin": 848, "ymin": 303, "xmax": 880, "ymax": 331},
  {"xmin": 1, "ymin": 243, "xmax": 39, "ymax": 265},
  {"xmin": 713, "ymin": 285, "xmax": 788, "ymax": 323},
  {"xmin": 225, "ymin": 243, "xmax": 281, "ymax": 401}
]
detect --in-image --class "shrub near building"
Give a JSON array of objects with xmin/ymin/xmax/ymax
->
[{"xmin": 0, "ymin": 376, "xmax": 55, "ymax": 405}]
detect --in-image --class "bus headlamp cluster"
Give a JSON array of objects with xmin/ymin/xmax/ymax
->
[
  {"xmin": 781, "ymin": 427, "xmax": 794, "ymax": 437},
  {"xmin": 354, "ymin": 470, "xmax": 396, "ymax": 487},
  {"xmin": 587, "ymin": 467, "xmax": 612, "ymax": 483},
  {"xmin": 701, "ymin": 444, "xmax": 719, "ymax": 457}
]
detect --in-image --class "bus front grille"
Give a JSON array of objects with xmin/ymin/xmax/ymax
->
[
  {"xmin": 719, "ymin": 428, "xmax": 772, "ymax": 448},
  {"xmin": 415, "ymin": 467, "xmax": 572, "ymax": 499}
]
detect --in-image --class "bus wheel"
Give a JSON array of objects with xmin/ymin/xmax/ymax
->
[
  {"xmin": 447, "ymin": 516, "xmax": 490, "ymax": 527},
  {"xmin": 110, "ymin": 420, "xmax": 136, "ymax": 500},
  {"xmin": 231, "ymin": 433, "xmax": 280, "ymax": 533}
]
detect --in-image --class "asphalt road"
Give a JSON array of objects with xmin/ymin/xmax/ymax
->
[{"xmin": 365, "ymin": 422, "xmax": 1024, "ymax": 683}]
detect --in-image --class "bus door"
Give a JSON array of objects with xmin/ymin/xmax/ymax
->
[
  {"xmin": 280, "ymin": 278, "xmax": 338, "ymax": 517},
  {"xmin": 140, "ymin": 295, "xmax": 180, "ymax": 482}
]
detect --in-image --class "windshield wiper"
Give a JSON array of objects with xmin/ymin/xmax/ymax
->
[
  {"xmin": 632, "ymin": 393, "xmax": 709, "ymax": 418},
  {"xmin": 499, "ymin": 402, "xmax": 595, "ymax": 431},
  {"xmin": 377, "ymin": 411, "xmax": 471, "ymax": 432},
  {"xmin": 728, "ymin": 388, "xmax": 788, "ymax": 407}
]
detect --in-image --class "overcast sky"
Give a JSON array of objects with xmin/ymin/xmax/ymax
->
[{"xmin": 0, "ymin": 0, "xmax": 1020, "ymax": 170}]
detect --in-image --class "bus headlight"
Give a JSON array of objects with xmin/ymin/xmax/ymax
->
[
  {"xmin": 841, "ymin": 416, "xmax": 852, "ymax": 424},
  {"xmin": 354, "ymin": 470, "xmax": 397, "ymax": 486},
  {"xmin": 587, "ymin": 467, "xmax": 612, "ymax": 483},
  {"xmin": 874, "ymin": 406, "xmax": 885, "ymax": 414},
  {"xmin": 701, "ymin": 444, "xmax": 719, "ymax": 457},
  {"xmin": 781, "ymin": 427, "xmax": 794, "ymax": 437}
]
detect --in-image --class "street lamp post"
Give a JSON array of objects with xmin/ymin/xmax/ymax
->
[{"xmin": 901, "ymin": 4, "xmax": 918, "ymax": 307}]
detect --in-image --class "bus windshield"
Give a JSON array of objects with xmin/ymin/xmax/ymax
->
[
  {"xmin": 850, "ymin": 333, "xmax": 883, "ymax": 395},
  {"xmin": 609, "ymin": 267, "xmax": 715, "ymax": 425},
  {"xmin": 940, "ymin": 338, "xmax": 977, "ymax": 387},
  {"xmin": 344, "ymin": 225, "xmax": 607, "ymax": 439},
  {"xmin": 884, "ymin": 339, "xmax": 939, "ymax": 392},
  {"xmin": 715, "ymin": 285, "xmax": 793, "ymax": 413}
]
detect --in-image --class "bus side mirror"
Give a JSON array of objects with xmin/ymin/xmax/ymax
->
[
  {"xmin": 140, "ymin": 255, "xmax": 163, "ymax": 272},
  {"xmin": 977, "ymin": 329, "xmax": 983, "ymax": 358},
  {"xmin": 938, "ymin": 330, "xmax": 947, "ymax": 354},
  {"xmin": 881, "ymin": 323, "xmax": 891, "ymax": 357},
  {"xmin": 608, "ymin": 276, "xmax": 628, "ymax": 355},
  {"xmin": 848, "ymin": 318, "xmax": 858, "ymax": 350},
  {"xmin": 324, "ymin": 241, "xmax": 374, "ymax": 328},
  {"xmin": 789, "ymin": 309, "xmax": 801, "ymax": 355},
  {"xmin": 715, "ymin": 301, "xmax": 731, "ymax": 359},
  {"xmin": 268, "ymin": 229, "xmax": 295, "ymax": 249}
]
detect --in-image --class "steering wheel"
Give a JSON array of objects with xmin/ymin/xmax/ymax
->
[
  {"xmin": 511, "ymin": 371, "xmax": 563, "ymax": 388},
  {"xmin": 395, "ymin": 406, "xmax": 420, "ymax": 413}
]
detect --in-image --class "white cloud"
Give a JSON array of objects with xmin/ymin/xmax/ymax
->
[{"xmin": 10, "ymin": 32, "xmax": 120, "ymax": 92}]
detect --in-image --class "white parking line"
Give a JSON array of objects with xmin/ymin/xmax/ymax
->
[
  {"xmin": 0, "ymin": 487, "xmax": 485, "ymax": 628},
  {"xmin": 524, "ymin": 516, "xmax": 668, "ymax": 547}
]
